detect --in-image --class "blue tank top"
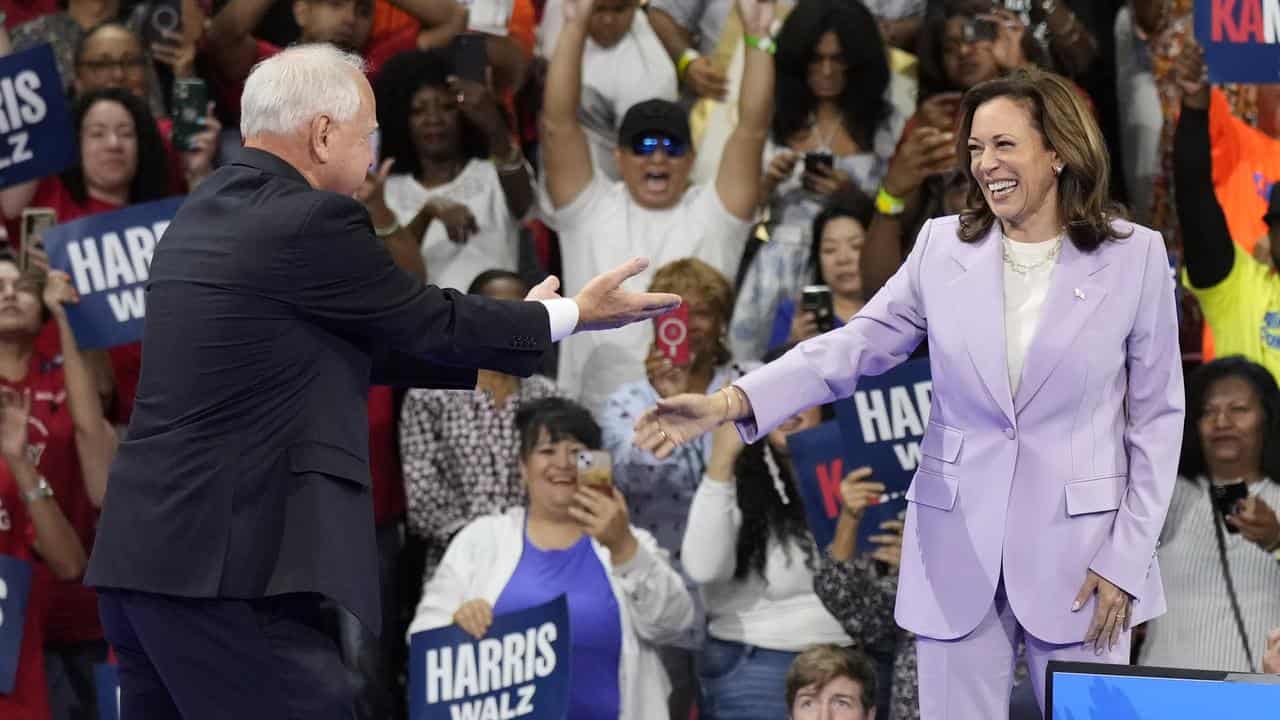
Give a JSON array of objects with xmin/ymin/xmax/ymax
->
[{"xmin": 494, "ymin": 531, "xmax": 623, "ymax": 719}]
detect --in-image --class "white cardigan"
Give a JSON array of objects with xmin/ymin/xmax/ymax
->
[{"xmin": 409, "ymin": 507, "xmax": 696, "ymax": 720}]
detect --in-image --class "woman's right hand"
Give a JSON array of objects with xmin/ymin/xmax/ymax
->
[
  {"xmin": 452, "ymin": 598, "xmax": 494, "ymax": 640},
  {"xmin": 0, "ymin": 387, "xmax": 30, "ymax": 463},
  {"xmin": 426, "ymin": 200, "xmax": 479, "ymax": 244},
  {"xmin": 985, "ymin": 9, "xmax": 1028, "ymax": 71},
  {"xmin": 868, "ymin": 518, "xmax": 904, "ymax": 569},
  {"xmin": 882, "ymin": 126, "xmax": 958, "ymax": 199},
  {"xmin": 788, "ymin": 308, "xmax": 820, "ymax": 344},
  {"xmin": 706, "ymin": 420, "xmax": 746, "ymax": 481},
  {"xmin": 633, "ymin": 392, "xmax": 731, "ymax": 459},
  {"xmin": 685, "ymin": 56, "xmax": 729, "ymax": 101},
  {"xmin": 1174, "ymin": 41, "xmax": 1209, "ymax": 110}
]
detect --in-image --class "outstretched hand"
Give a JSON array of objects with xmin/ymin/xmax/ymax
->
[
  {"xmin": 572, "ymin": 257, "xmax": 681, "ymax": 332},
  {"xmin": 633, "ymin": 392, "xmax": 724, "ymax": 459}
]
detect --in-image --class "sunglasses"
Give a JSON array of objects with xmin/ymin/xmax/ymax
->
[{"xmin": 630, "ymin": 134, "xmax": 688, "ymax": 157}]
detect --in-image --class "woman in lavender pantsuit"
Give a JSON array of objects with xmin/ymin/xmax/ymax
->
[{"xmin": 635, "ymin": 67, "xmax": 1185, "ymax": 719}]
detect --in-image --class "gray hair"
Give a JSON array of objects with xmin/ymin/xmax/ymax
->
[{"xmin": 240, "ymin": 43, "xmax": 367, "ymax": 138}]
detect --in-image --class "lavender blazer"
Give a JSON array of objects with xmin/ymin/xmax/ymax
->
[{"xmin": 735, "ymin": 215, "xmax": 1185, "ymax": 644}]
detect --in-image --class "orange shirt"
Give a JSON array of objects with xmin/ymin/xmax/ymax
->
[{"xmin": 1209, "ymin": 88, "xmax": 1280, "ymax": 256}]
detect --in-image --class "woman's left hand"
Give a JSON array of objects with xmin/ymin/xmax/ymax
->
[
  {"xmin": 183, "ymin": 103, "xmax": 223, "ymax": 185},
  {"xmin": 1227, "ymin": 495, "xmax": 1280, "ymax": 551},
  {"xmin": 0, "ymin": 387, "xmax": 30, "ymax": 463},
  {"xmin": 569, "ymin": 486, "xmax": 638, "ymax": 564},
  {"xmin": 802, "ymin": 163, "xmax": 853, "ymax": 198},
  {"xmin": 42, "ymin": 270, "xmax": 79, "ymax": 318},
  {"xmin": 1073, "ymin": 569, "xmax": 1132, "ymax": 654},
  {"xmin": 151, "ymin": 29, "xmax": 198, "ymax": 78}
]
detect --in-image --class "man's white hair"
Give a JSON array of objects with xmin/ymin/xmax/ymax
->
[{"xmin": 240, "ymin": 43, "xmax": 367, "ymax": 138}]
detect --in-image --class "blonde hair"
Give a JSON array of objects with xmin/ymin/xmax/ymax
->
[
  {"xmin": 785, "ymin": 644, "xmax": 876, "ymax": 712},
  {"xmin": 955, "ymin": 66, "xmax": 1130, "ymax": 250}
]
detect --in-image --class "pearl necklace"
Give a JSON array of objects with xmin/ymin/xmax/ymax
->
[{"xmin": 1002, "ymin": 235, "xmax": 1062, "ymax": 275}]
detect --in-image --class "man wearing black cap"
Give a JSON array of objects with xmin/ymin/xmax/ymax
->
[
  {"xmin": 1176, "ymin": 75, "xmax": 1280, "ymax": 382},
  {"xmin": 542, "ymin": 0, "xmax": 775, "ymax": 412}
]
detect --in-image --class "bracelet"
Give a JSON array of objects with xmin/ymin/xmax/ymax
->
[
  {"xmin": 875, "ymin": 186, "xmax": 906, "ymax": 216},
  {"xmin": 677, "ymin": 48, "xmax": 701, "ymax": 81},
  {"xmin": 374, "ymin": 220, "xmax": 401, "ymax": 237},
  {"xmin": 720, "ymin": 386, "xmax": 732, "ymax": 422},
  {"xmin": 744, "ymin": 32, "xmax": 776, "ymax": 55},
  {"xmin": 21, "ymin": 476, "xmax": 53, "ymax": 505}
]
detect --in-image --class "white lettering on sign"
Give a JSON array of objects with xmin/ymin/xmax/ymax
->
[
  {"xmin": 447, "ymin": 685, "xmax": 536, "ymax": 720},
  {"xmin": 426, "ymin": 622, "xmax": 558, "ymax": 704},
  {"xmin": 853, "ymin": 381, "xmax": 933, "ymax": 442},
  {"xmin": 64, "ymin": 220, "xmax": 170, "ymax": 322},
  {"xmin": 0, "ymin": 70, "xmax": 47, "ymax": 134}
]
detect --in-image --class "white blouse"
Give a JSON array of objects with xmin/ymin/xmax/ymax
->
[{"xmin": 1002, "ymin": 235, "xmax": 1061, "ymax": 394}]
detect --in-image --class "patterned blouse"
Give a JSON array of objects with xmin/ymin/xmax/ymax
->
[
  {"xmin": 813, "ymin": 553, "xmax": 918, "ymax": 720},
  {"xmin": 400, "ymin": 375, "xmax": 559, "ymax": 584}
]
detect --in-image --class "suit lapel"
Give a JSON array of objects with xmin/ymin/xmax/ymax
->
[
  {"xmin": 1012, "ymin": 238, "xmax": 1110, "ymax": 413},
  {"xmin": 948, "ymin": 225, "xmax": 1016, "ymax": 427}
]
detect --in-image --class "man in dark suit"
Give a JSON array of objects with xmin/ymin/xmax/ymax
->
[{"xmin": 84, "ymin": 43, "xmax": 679, "ymax": 718}]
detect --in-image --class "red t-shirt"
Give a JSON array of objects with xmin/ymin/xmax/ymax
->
[
  {"xmin": 0, "ymin": 1, "xmax": 60, "ymax": 30},
  {"xmin": 0, "ymin": 461, "xmax": 52, "ymax": 720},
  {"xmin": 0, "ymin": 350, "xmax": 100, "ymax": 647},
  {"xmin": 368, "ymin": 386, "xmax": 405, "ymax": 526}
]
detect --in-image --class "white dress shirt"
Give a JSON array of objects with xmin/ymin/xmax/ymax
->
[{"xmin": 1002, "ymin": 235, "xmax": 1061, "ymax": 394}]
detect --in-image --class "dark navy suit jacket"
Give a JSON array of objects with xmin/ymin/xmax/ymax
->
[{"xmin": 85, "ymin": 149, "xmax": 550, "ymax": 632}]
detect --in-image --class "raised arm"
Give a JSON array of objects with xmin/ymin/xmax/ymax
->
[
  {"xmin": 205, "ymin": 0, "xmax": 276, "ymax": 88},
  {"xmin": 388, "ymin": 0, "xmax": 467, "ymax": 35},
  {"xmin": 45, "ymin": 272, "xmax": 117, "ymax": 508},
  {"xmin": 714, "ymin": 0, "xmax": 775, "ymax": 220},
  {"xmin": 540, "ymin": 0, "xmax": 595, "ymax": 209},
  {"xmin": 1172, "ymin": 44, "xmax": 1233, "ymax": 290}
]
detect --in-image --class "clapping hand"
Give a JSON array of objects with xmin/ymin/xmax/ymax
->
[
  {"xmin": 355, "ymin": 158, "xmax": 395, "ymax": 213},
  {"xmin": 427, "ymin": 199, "xmax": 479, "ymax": 244}
]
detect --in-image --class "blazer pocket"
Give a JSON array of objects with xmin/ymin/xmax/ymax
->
[
  {"xmin": 906, "ymin": 468, "xmax": 958, "ymax": 511},
  {"xmin": 1064, "ymin": 473, "xmax": 1126, "ymax": 516},
  {"xmin": 288, "ymin": 441, "xmax": 370, "ymax": 487},
  {"xmin": 920, "ymin": 421, "xmax": 964, "ymax": 464}
]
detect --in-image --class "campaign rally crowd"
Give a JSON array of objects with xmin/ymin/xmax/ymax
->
[{"xmin": 0, "ymin": 0, "xmax": 1277, "ymax": 718}]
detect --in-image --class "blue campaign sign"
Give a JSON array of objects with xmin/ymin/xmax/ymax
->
[
  {"xmin": 1051, "ymin": 670, "xmax": 1280, "ymax": 718},
  {"xmin": 0, "ymin": 44, "xmax": 76, "ymax": 189},
  {"xmin": 834, "ymin": 358, "xmax": 932, "ymax": 553},
  {"xmin": 409, "ymin": 595, "xmax": 571, "ymax": 720},
  {"xmin": 1194, "ymin": 0, "xmax": 1280, "ymax": 83},
  {"xmin": 43, "ymin": 197, "xmax": 184, "ymax": 350},
  {"xmin": 95, "ymin": 663, "xmax": 120, "ymax": 720},
  {"xmin": 788, "ymin": 421, "xmax": 848, "ymax": 551},
  {"xmin": 0, "ymin": 553, "xmax": 33, "ymax": 695}
]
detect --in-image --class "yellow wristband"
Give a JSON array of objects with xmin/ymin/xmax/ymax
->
[
  {"xmin": 875, "ymin": 186, "xmax": 906, "ymax": 216},
  {"xmin": 677, "ymin": 49, "xmax": 701, "ymax": 81}
]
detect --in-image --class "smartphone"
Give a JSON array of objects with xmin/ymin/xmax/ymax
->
[
  {"xmin": 143, "ymin": 0, "xmax": 183, "ymax": 48},
  {"xmin": 801, "ymin": 285, "xmax": 836, "ymax": 334},
  {"xmin": 576, "ymin": 450, "xmax": 613, "ymax": 489},
  {"xmin": 450, "ymin": 34, "xmax": 488, "ymax": 85},
  {"xmin": 804, "ymin": 151, "xmax": 834, "ymax": 175},
  {"xmin": 19, "ymin": 207, "xmax": 56, "ymax": 271},
  {"xmin": 1211, "ymin": 481, "xmax": 1250, "ymax": 534},
  {"xmin": 654, "ymin": 303, "xmax": 690, "ymax": 367},
  {"xmin": 964, "ymin": 17, "xmax": 998, "ymax": 43},
  {"xmin": 172, "ymin": 78, "xmax": 207, "ymax": 152}
]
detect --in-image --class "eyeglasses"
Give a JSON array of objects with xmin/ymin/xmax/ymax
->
[
  {"xmin": 630, "ymin": 134, "xmax": 688, "ymax": 157},
  {"xmin": 79, "ymin": 57, "xmax": 147, "ymax": 73}
]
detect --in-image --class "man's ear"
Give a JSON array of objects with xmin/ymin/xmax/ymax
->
[{"xmin": 310, "ymin": 114, "xmax": 334, "ymax": 163}]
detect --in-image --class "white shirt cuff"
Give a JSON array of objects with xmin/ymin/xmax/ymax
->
[{"xmin": 538, "ymin": 298, "xmax": 580, "ymax": 343}]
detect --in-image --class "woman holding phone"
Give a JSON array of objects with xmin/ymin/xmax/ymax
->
[
  {"xmin": 1139, "ymin": 357, "xmax": 1280, "ymax": 673},
  {"xmin": 637, "ymin": 68, "xmax": 1185, "ymax": 718},
  {"xmin": 410, "ymin": 397, "xmax": 694, "ymax": 719}
]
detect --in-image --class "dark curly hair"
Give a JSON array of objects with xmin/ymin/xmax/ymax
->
[
  {"xmin": 731, "ymin": 344, "xmax": 830, "ymax": 582},
  {"xmin": 916, "ymin": 1, "xmax": 1051, "ymax": 100},
  {"xmin": 1179, "ymin": 356, "xmax": 1280, "ymax": 482},
  {"xmin": 61, "ymin": 87, "xmax": 170, "ymax": 207},
  {"xmin": 373, "ymin": 50, "xmax": 494, "ymax": 178},
  {"xmin": 771, "ymin": 0, "xmax": 890, "ymax": 151},
  {"xmin": 516, "ymin": 397, "xmax": 602, "ymax": 460}
]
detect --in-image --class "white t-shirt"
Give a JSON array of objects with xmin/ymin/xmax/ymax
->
[
  {"xmin": 1002, "ymin": 235, "xmax": 1061, "ymax": 394},
  {"xmin": 383, "ymin": 160, "xmax": 522, "ymax": 292},
  {"xmin": 539, "ymin": 6, "xmax": 679, "ymax": 181},
  {"xmin": 552, "ymin": 177, "xmax": 752, "ymax": 413}
]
